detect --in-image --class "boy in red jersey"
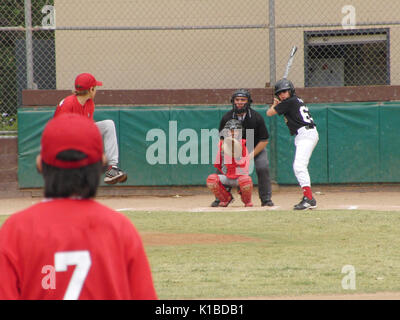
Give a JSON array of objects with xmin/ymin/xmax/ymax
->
[
  {"xmin": 206, "ymin": 119, "xmax": 253, "ymax": 207},
  {"xmin": 54, "ymin": 73, "xmax": 127, "ymax": 185},
  {"xmin": 0, "ymin": 114, "xmax": 157, "ymax": 300}
]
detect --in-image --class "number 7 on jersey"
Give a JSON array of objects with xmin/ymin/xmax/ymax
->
[{"xmin": 55, "ymin": 250, "xmax": 92, "ymax": 300}]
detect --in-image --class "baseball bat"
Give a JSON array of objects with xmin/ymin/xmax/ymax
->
[{"xmin": 283, "ymin": 45, "xmax": 297, "ymax": 79}]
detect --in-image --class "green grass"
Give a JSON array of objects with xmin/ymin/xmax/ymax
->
[
  {"xmin": 124, "ymin": 210, "xmax": 400, "ymax": 299},
  {"xmin": 2, "ymin": 209, "xmax": 400, "ymax": 299},
  {"xmin": 0, "ymin": 215, "xmax": 9, "ymax": 226}
]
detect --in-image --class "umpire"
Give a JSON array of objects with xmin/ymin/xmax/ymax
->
[{"xmin": 211, "ymin": 89, "xmax": 274, "ymax": 207}]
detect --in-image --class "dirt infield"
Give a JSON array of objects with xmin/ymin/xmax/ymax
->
[
  {"xmin": 2, "ymin": 184, "xmax": 400, "ymax": 216},
  {"xmin": 2, "ymin": 184, "xmax": 400, "ymax": 299}
]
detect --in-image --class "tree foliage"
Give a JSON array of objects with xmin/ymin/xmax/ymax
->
[
  {"xmin": 0, "ymin": 0, "xmax": 54, "ymax": 27},
  {"xmin": 0, "ymin": 0, "xmax": 54, "ymax": 116}
]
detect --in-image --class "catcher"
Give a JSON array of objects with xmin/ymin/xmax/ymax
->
[{"xmin": 206, "ymin": 119, "xmax": 253, "ymax": 207}]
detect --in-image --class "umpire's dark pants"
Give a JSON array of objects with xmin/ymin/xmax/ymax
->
[{"xmin": 254, "ymin": 148, "xmax": 273, "ymax": 203}]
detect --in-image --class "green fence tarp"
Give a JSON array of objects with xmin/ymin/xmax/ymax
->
[
  {"xmin": 17, "ymin": 102, "xmax": 400, "ymax": 188},
  {"xmin": 379, "ymin": 104, "xmax": 400, "ymax": 182},
  {"xmin": 119, "ymin": 106, "xmax": 270, "ymax": 185},
  {"xmin": 18, "ymin": 108, "xmax": 53, "ymax": 188},
  {"xmin": 328, "ymin": 105, "xmax": 380, "ymax": 183},
  {"xmin": 18, "ymin": 107, "xmax": 122, "ymax": 188}
]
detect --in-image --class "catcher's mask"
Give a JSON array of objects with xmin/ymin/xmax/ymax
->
[
  {"xmin": 274, "ymin": 78, "xmax": 295, "ymax": 97},
  {"xmin": 221, "ymin": 119, "xmax": 243, "ymax": 140},
  {"xmin": 231, "ymin": 89, "xmax": 252, "ymax": 115}
]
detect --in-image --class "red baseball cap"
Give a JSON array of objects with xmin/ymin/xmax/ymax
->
[
  {"xmin": 40, "ymin": 114, "xmax": 103, "ymax": 169},
  {"xmin": 74, "ymin": 73, "xmax": 103, "ymax": 91}
]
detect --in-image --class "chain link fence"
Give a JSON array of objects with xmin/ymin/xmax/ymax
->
[
  {"xmin": 1, "ymin": 0, "xmax": 400, "ymax": 118},
  {"xmin": 1, "ymin": 0, "xmax": 54, "ymax": 126}
]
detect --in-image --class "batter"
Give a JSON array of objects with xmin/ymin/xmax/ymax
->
[{"xmin": 267, "ymin": 78, "xmax": 319, "ymax": 210}]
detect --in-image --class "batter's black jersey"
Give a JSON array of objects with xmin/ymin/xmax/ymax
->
[
  {"xmin": 274, "ymin": 95, "xmax": 316, "ymax": 136},
  {"xmin": 219, "ymin": 108, "xmax": 269, "ymax": 151}
]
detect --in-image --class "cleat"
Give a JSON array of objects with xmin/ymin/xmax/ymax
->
[
  {"xmin": 211, "ymin": 199, "xmax": 220, "ymax": 207},
  {"xmin": 245, "ymin": 202, "xmax": 253, "ymax": 207},
  {"xmin": 293, "ymin": 196, "xmax": 317, "ymax": 210},
  {"xmin": 104, "ymin": 166, "xmax": 128, "ymax": 184},
  {"xmin": 261, "ymin": 200, "xmax": 274, "ymax": 207},
  {"xmin": 219, "ymin": 195, "xmax": 234, "ymax": 207}
]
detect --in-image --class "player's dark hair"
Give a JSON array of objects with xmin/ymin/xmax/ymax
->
[
  {"xmin": 41, "ymin": 149, "xmax": 104, "ymax": 199},
  {"xmin": 73, "ymin": 89, "xmax": 90, "ymax": 96}
]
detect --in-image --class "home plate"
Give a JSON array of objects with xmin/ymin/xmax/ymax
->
[
  {"xmin": 190, "ymin": 208, "xmax": 210, "ymax": 212},
  {"xmin": 189, "ymin": 206, "xmax": 278, "ymax": 212},
  {"xmin": 348, "ymin": 205, "xmax": 359, "ymax": 210},
  {"xmin": 116, "ymin": 208, "xmax": 135, "ymax": 212}
]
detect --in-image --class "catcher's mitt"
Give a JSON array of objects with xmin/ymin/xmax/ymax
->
[{"xmin": 223, "ymin": 136, "xmax": 242, "ymax": 159}]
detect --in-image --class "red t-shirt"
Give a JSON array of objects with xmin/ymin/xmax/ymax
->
[
  {"xmin": 54, "ymin": 95, "xmax": 95, "ymax": 119},
  {"xmin": 0, "ymin": 199, "xmax": 157, "ymax": 300}
]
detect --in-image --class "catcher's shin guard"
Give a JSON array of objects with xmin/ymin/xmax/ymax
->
[
  {"xmin": 238, "ymin": 175, "xmax": 253, "ymax": 206},
  {"xmin": 206, "ymin": 174, "xmax": 232, "ymax": 206}
]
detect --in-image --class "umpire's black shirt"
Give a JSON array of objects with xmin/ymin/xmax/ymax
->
[{"xmin": 219, "ymin": 108, "xmax": 269, "ymax": 152}]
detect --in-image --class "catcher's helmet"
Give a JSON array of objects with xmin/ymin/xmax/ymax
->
[
  {"xmin": 231, "ymin": 89, "xmax": 252, "ymax": 114},
  {"xmin": 221, "ymin": 119, "xmax": 243, "ymax": 139},
  {"xmin": 274, "ymin": 78, "xmax": 295, "ymax": 97},
  {"xmin": 224, "ymin": 119, "xmax": 243, "ymax": 130}
]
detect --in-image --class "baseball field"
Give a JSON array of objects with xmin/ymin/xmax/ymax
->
[{"xmin": 1, "ymin": 184, "xmax": 400, "ymax": 300}]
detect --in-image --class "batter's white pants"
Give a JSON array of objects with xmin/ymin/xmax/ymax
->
[
  {"xmin": 95, "ymin": 120, "xmax": 119, "ymax": 166},
  {"xmin": 293, "ymin": 126, "xmax": 319, "ymax": 188}
]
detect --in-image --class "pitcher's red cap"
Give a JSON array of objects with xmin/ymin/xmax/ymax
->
[
  {"xmin": 75, "ymin": 73, "xmax": 103, "ymax": 91},
  {"xmin": 41, "ymin": 114, "xmax": 103, "ymax": 169}
]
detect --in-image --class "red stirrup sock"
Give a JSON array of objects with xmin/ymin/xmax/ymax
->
[{"xmin": 302, "ymin": 186, "xmax": 313, "ymax": 200}]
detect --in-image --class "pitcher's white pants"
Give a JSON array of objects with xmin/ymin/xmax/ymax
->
[
  {"xmin": 95, "ymin": 120, "xmax": 119, "ymax": 166},
  {"xmin": 293, "ymin": 126, "xmax": 319, "ymax": 188}
]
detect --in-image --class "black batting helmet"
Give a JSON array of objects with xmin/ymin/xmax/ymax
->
[
  {"xmin": 231, "ymin": 89, "xmax": 252, "ymax": 114},
  {"xmin": 274, "ymin": 79, "xmax": 295, "ymax": 97}
]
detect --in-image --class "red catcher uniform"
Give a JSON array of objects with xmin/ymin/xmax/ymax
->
[
  {"xmin": 54, "ymin": 95, "xmax": 95, "ymax": 119},
  {"xmin": 207, "ymin": 138, "xmax": 253, "ymax": 207},
  {"xmin": 0, "ymin": 199, "xmax": 157, "ymax": 300},
  {"xmin": 214, "ymin": 139, "xmax": 249, "ymax": 179}
]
